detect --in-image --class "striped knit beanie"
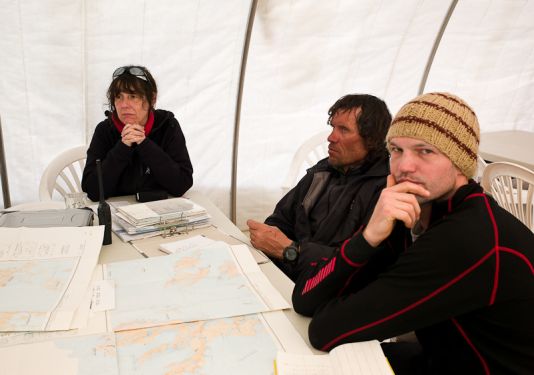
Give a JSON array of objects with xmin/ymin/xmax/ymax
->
[{"xmin": 387, "ymin": 92, "xmax": 480, "ymax": 178}]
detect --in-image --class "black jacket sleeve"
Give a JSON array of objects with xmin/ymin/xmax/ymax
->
[
  {"xmin": 82, "ymin": 122, "xmax": 131, "ymax": 201},
  {"xmin": 292, "ymin": 231, "xmax": 388, "ymax": 317},
  {"xmin": 264, "ymin": 183, "xmax": 303, "ymax": 240},
  {"xmin": 134, "ymin": 119, "xmax": 193, "ymax": 197},
  {"xmin": 265, "ymin": 173, "xmax": 340, "ymax": 280},
  {"xmin": 292, "ymin": 216, "xmax": 506, "ymax": 352}
]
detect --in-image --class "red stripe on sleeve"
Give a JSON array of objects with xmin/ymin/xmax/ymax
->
[
  {"xmin": 466, "ymin": 193, "xmax": 501, "ymax": 305},
  {"xmin": 340, "ymin": 238, "xmax": 367, "ymax": 267},
  {"xmin": 302, "ymin": 257, "xmax": 337, "ymax": 295},
  {"xmin": 500, "ymin": 247, "xmax": 534, "ymax": 274},
  {"xmin": 452, "ymin": 318, "xmax": 490, "ymax": 375},
  {"xmin": 321, "ymin": 248, "xmax": 497, "ymax": 351},
  {"xmin": 477, "ymin": 193, "xmax": 500, "ymax": 305}
]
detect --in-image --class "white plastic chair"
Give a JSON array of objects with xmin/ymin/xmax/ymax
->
[
  {"xmin": 481, "ymin": 161, "xmax": 534, "ymax": 231},
  {"xmin": 39, "ymin": 145, "xmax": 88, "ymax": 201},
  {"xmin": 7, "ymin": 201, "xmax": 66, "ymax": 211},
  {"xmin": 281, "ymin": 131, "xmax": 330, "ymax": 193},
  {"xmin": 475, "ymin": 155, "xmax": 488, "ymax": 183}
]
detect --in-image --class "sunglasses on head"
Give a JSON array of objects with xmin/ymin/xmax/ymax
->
[{"xmin": 112, "ymin": 66, "xmax": 148, "ymax": 82}]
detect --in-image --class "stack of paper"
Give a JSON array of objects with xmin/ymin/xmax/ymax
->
[
  {"xmin": 113, "ymin": 197, "xmax": 210, "ymax": 237},
  {"xmin": 158, "ymin": 234, "xmax": 215, "ymax": 254}
]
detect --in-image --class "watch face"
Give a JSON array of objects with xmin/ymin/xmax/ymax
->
[{"xmin": 283, "ymin": 246, "xmax": 298, "ymax": 262}]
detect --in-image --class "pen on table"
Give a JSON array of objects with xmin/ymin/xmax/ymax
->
[
  {"xmin": 210, "ymin": 224, "xmax": 251, "ymax": 245},
  {"xmin": 211, "ymin": 224, "xmax": 270, "ymax": 264},
  {"xmin": 228, "ymin": 233, "xmax": 269, "ymax": 261},
  {"xmin": 131, "ymin": 243, "xmax": 149, "ymax": 258}
]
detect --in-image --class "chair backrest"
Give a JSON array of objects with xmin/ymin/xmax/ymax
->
[
  {"xmin": 475, "ymin": 155, "xmax": 488, "ymax": 183},
  {"xmin": 282, "ymin": 131, "xmax": 329, "ymax": 193},
  {"xmin": 39, "ymin": 145, "xmax": 88, "ymax": 201},
  {"xmin": 481, "ymin": 161, "xmax": 534, "ymax": 231}
]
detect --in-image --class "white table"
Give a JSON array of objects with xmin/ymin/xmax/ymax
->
[
  {"xmin": 8, "ymin": 192, "xmax": 317, "ymax": 353},
  {"xmin": 101, "ymin": 191, "xmax": 317, "ymax": 352},
  {"xmin": 480, "ymin": 130, "xmax": 534, "ymax": 171}
]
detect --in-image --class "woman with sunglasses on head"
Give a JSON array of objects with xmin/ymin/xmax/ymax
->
[{"xmin": 82, "ymin": 65, "xmax": 193, "ymax": 201}]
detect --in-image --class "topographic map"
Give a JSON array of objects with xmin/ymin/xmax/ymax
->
[
  {"xmin": 0, "ymin": 257, "xmax": 77, "ymax": 331},
  {"xmin": 0, "ymin": 332, "xmax": 118, "ymax": 375},
  {"xmin": 115, "ymin": 314, "xmax": 278, "ymax": 374},
  {"xmin": 0, "ymin": 226, "xmax": 104, "ymax": 331},
  {"xmin": 0, "ymin": 236, "xmax": 309, "ymax": 375},
  {"xmin": 105, "ymin": 242, "xmax": 288, "ymax": 331},
  {"xmin": 0, "ymin": 315, "xmax": 279, "ymax": 375}
]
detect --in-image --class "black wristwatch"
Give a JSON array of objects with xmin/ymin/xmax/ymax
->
[{"xmin": 282, "ymin": 241, "xmax": 300, "ymax": 264}]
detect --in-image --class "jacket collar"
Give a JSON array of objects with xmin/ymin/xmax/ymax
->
[
  {"xmin": 430, "ymin": 181, "xmax": 483, "ymax": 222},
  {"xmin": 315, "ymin": 154, "xmax": 390, "ymax": 178}
]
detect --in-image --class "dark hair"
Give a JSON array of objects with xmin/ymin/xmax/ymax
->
[
  {"xmin": 327, "ymin": 94, "xmax": 392, "ymax": 163},
  {"xmin": 107, "ymin": 65, "xmax": 157, "ymax": 113}
]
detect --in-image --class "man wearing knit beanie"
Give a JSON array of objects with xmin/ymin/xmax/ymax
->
[{"xmin": 292, "ymin": 93, "xmax": 534, "ymax": 374}]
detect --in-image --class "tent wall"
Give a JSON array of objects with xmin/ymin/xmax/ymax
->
[
  {"xmin": 1, "ymin": 0, "xmax": 251, "ymax": 216},
  {"xmin": 236, "ymin": 0, "xmax": 449, "ymax": 227},
  {"xmin": 1, "ymin": 0, "xmax": 534, "ymax": 229},
  {"xmin": 425, "ymin": 0, "xmax": 534, "ymax": 133}
]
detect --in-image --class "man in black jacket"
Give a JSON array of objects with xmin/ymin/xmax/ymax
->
[
  {"xmin": 292, "ymin": 92, "xmax": 534, "ymax": 374},
  {"xmin": 82, "ymin": 65, "xmax": 193, "ymax": 201},
  {"xmin": 247, "ymin": 94, "xmax": 392, "ymax": 281}
]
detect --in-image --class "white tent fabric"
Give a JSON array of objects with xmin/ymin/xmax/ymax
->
[
  {"xmin": 1, "ymin": 0, "xmax": 250, "ymax": 215},
  {"xmin": 1, "ymin": 0, "xmax": 534, "ymax": 230}
]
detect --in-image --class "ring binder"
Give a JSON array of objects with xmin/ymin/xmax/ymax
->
[{"xmin": 111, "ymin": 197, "xmax": 211, "ymax": 240}]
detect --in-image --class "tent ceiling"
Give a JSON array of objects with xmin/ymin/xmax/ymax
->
[{"xmin": 1, "ymin": 0, "xmax": 533, "ymax": 228}]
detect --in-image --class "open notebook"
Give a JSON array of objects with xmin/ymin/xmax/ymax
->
[{"xmin": 275, "ymin": 340, "xmax": 394, "ymax": 375}]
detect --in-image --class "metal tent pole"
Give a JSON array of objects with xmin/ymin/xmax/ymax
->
[
  {"xmin": 0, "ymin": 115, "xmax": 11, "ymax": 208},
  {"xmin": 418, "ymin": 0, "xmax": 458, "ymax": 95},
  {"xmin": 230, "ymin": 0, "xmax": 258, "ymax": 224}
]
